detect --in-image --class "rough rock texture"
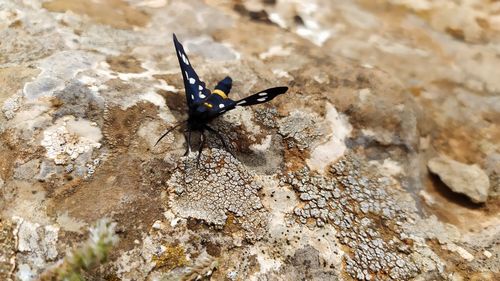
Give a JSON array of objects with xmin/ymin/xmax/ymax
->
[
  {"xmin": 283, "ymin": 156, "xmax": 420, "ymax": 280},
  {"xmin": 428, "ymin": 156, "xmax": 490, "ymax": 203},
  {"xmin": 0, "ymin": 0, "xmax": 499, "ymax": 280},
  {"xmin": 167, "ymin": 149, "xmax": 268, "ymax": 242}
]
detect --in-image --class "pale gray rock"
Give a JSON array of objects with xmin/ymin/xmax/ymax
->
[
  {"xmin": 14, "ymin": 218, "xmax": 59, "ymax": 279},
  {"xmin": 14, "ymin": 159, "xmax": 40, "ymax": 181},
  {"xmin": 428, "ymin": 156, "xmax": 490, "ymax": 203}
]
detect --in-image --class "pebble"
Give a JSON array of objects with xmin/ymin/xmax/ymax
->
[
  {"xmin": 483, "ymin": 250, "xmax": 492, "ymax": 258},
  {"xmin": 152, "ymin": 220, "xmax": 162, "ymax": 230}
]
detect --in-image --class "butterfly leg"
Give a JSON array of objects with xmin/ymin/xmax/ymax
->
[
  {"xmin": 196, "ymin": 131, "xmax": 205, "ymax": 167},
  {"xmin": 184, "ymin": 130, "xmax": 192, "ymax": 156},
  {"xmin": 205, "ymin": 125, "xmax": 235, "ymax": 158}
]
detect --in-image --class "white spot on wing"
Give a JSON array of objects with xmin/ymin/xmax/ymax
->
[
  {"xmin": 257, "ymin": 97, "xmax": 267, "ymax": 102},
  {"xmin": 189, "ymin": 78, "xmax": 196, "ymax": 84},
  {"xmin": 185, "ymin": 71, "xmax": 189, "ymax": 78},
  {"xmin": 191, "ymin": 94, "xmax": 194, "ymax": 100},
  {"xmin": 199, "ymin": 92, "xmax": 206, "ymax": 98},
  {"xmin": 182, "ymin": 54, "xmax": 189, "ymax": 65},
  {"xmin": 219, "ymin": 104, "xmax": 225, "ymax": 108},
  {"xmin": 198, "ymin": 85, "xmax": 203, "ymax": 90},
  {"xmin": 236, "ymin": 100, "xmax": 246, "ymax": 106},
  {"xmin": 258, "ymin": 92, "xmax": 267, "ymax": 96}
]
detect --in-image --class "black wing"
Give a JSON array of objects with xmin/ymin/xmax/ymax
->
[
  {"xmin": 206, "ymin": 97, "xmax": 237, "ymax": 118},
  {"xmin": 206, "ymin": 86, "xmax": 288, "ymax": 119},
  {"xmin": 235, "ymin": 87, "xmax": 288, "ymax": 107},
  {"xmin": 173, "ymin": 34, "xmax": 211, "ymax": 107}
]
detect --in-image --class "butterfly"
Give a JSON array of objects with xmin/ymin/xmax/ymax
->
[{"xmin": 156, "ymin": 34, "xmax": 289, "ymax": 161}]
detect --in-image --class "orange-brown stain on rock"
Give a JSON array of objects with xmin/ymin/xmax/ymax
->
[
  {"xmin": 0, "ymin": 146, "xmax": 15, "ymax": 181},
  {"xmin": 42, "ymin": 0, "xmax": 150, "ymax": 29},
  {"xmin": 104, "ymin": 78, "xmax": 133, "ymax": 92},
  {"xmin": 8, "ymin": 20, "xmax": 22, "ymax": 28},
  {"xmin": 103, "ymin": 102, "xmax": 158, "ymax": 149},
  {"xmin": 433, "ymin": 123, "xmax": 487, "ymax": 166},
  {"xmin": 152, "ymin": 244, "xmax": 188, "ymax": 270},
  {"xmin": 154, "ymin": 74, "xmax": 186, "ymax": 113},
  {"xmin": 426, "ymin": 239, "xmax": 499, "ymax": 281},
  {"xmin": 445, "ymin": 27, "xmax": 466, "ymax": 41},
  {"xmin": 0, "ymin": 66, "xmax": 40, "ymax": 103},
  {"xmin": 223, "ymin": 213, "xmax": 244, "ymax": 235},
  {"xmin": 0, "ymin": 219, "xmax": 15, "ymax": 280},
  {"xmin": 106, "ymin": 54, "xmax": 146, "ymax": 73}
]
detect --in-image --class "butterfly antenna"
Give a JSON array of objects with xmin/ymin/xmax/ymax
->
[{"xmin": 154, "ymin": 121, "xmax": 186, "ymax": 146}]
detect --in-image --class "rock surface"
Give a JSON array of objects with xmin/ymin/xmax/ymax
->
[
  {"xmin": 0, "ymin": 0, "xmax": 499, "ymax": 280},
  {"xmin": 428, "ymin": 156, "xmax": 490, "ymax": 203}
]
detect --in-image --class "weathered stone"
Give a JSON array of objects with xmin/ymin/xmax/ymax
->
[
  {"xmin": 428, "ymin": 156, "xmax": 490, "ymax": 203},
  {"xmin": 0, "ymin": 0, "xmax": 498, "ymax": 280}
]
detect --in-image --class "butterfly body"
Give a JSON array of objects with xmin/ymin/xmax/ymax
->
[
  {"xmin": 156, "ymin": 34, "xmax": 289, "ymax": 160},
  {"xmin": 186, "ymin": 77, "xmax": 233, "ymax": 131}
]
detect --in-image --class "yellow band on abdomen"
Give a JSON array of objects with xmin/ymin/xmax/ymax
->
[{"xmin": 212, "ymin": 89, "xmax": 228, "ymax": 99}]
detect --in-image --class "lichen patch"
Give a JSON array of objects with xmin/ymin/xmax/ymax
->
[
  {"xmin": 41, "ymin": 116, "xmax": 102, "ymax": 165},
  {"xmin": 283, "ymin": 155, "xmax": 421, "ymax": 280},
  {"xmin": 167, "ymin": 148, "xmax": 269, "ymax": 241}
]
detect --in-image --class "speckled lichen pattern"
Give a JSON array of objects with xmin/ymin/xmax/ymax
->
[
  {"xmin": 40, "ymin": 116, "xmax": 102, "ymax": 165},
  {"xmin": 254, "ymin": 107, "xmax": 279, "ymax": 128},
  {"xmin": 277, "ymin": 110, "xmax": 325, "ymax": 150},
  {"xmin": 168, "ymin": 148, "xmax": 268, "ymax": 241},
  {"xmin": 282, "ymin": 156, "xmax": 419, "ymax": 280}
]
